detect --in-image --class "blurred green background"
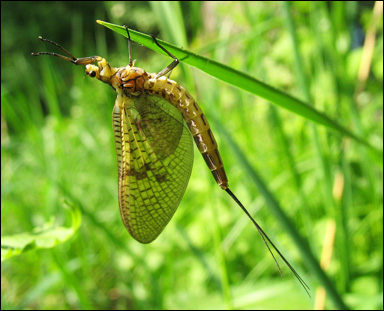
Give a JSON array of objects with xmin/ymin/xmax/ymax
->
[{"xmin": 1, "ymin": 1, "xmax": 383, "ymax": 310}]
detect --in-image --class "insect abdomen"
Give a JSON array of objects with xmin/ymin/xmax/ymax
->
[{"xmin": 145, "ymin": 76, "xmax": 228, "ymax": 189}]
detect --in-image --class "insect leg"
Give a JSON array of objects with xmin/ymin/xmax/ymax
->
[
  {"xmin": 32, "ymin": 36, "xmax": 102, "ymax": 65},
  {"xmin": 123, "ymin": 26, "xmax": 134, "ymax": 67},
  {"xmin": 35, "ymin": 36, "xmax": 76, "ymax": 60},
  {"xmin": 122, "ymin": 27, "xmax": 179, "ymax": 78},
  {"xmin": 149, "ymin": 35, "xmax": 179, "ymax": 78}
]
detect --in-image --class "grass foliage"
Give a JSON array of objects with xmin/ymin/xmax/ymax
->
[{"xmin": 1, "ymin": 2, "xmax": 383, "ymax": 310}]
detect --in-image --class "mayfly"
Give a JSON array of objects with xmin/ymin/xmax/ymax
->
[{"xmin": 32, "ymin": 26, "xmax": 309, "ymax": 295}]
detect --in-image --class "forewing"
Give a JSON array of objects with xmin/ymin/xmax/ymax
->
[{"xmin": 113, "ymin": 93, "xmax": 194, "ymax": 243}]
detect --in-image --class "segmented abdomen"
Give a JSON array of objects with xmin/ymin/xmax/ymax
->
[{"xmin": 144, "ymin": 75, "xmax": 228, "ymax": 189}]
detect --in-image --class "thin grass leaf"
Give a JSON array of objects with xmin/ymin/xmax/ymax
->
[
  {"xmin": 214, "ymin": 117, "xmax": 348, "ymax": 309},
  {"xmin": 149, "ymin": 1, "xmax": 188, "ymax": 46},
  {"xmin": 96, "ymin": 20, "xmax": 382, "ymax": 164}
]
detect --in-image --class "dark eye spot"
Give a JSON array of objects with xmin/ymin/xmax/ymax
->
[{"xmin": 89, "ymin": 71, "xmax": 96, "ymax": 78}]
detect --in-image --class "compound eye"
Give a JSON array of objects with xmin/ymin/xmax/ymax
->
[{"xmin": 88, "ymin": 71, "xmax": 96, "ymax": 78}]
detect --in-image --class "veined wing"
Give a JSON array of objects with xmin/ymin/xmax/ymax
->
[{"xmin": 113, "ymin": 92, "xmax": 194, "ymax": 243}]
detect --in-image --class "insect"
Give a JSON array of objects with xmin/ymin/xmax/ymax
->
[{"xmin": 32, "ymin": 26, "xmax": 309, "ymax": 295}]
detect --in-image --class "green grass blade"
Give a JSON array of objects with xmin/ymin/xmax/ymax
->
[
  {"xmin": 149, "ymin": 1, "xmax": 188, "ymax": 46},
  {"xmin": 96, "ymin": 20, "xmax": 381, "ymax": 162},
  {"xmin": 214, "ymin": 118, "xmax": 348, "ymax": 309}
]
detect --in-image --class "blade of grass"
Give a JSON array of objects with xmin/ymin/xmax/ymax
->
[
  {"xmin": 213, "ymin": 116, "xmax": 348, "ymax": 309},
  {"xmin": 149, "ymin": 1, "xmax": 188, "ymax": 46},
  {"xmin": 96, "ymin": 20, "xmax": 382, "ymax": 162},
  {"xmin": 282, "ymin": 2, "xmax": 348, "ymax": 308},
  {"xmin": 149, "ymin": 1, "xmax": 196, "ymax": 97}
]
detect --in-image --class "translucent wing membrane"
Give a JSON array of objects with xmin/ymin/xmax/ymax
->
[{"xmin": 113, "ymin": 93, "xmax": 193, "ymax": 243}]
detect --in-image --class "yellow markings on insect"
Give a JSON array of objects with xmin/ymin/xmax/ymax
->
[{"xmin": 32, "ymin": 27, "xmax": 310, "ymax": 296}]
